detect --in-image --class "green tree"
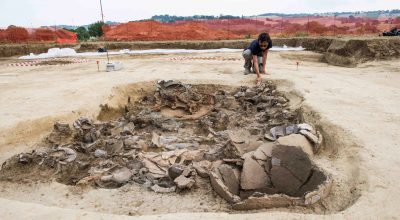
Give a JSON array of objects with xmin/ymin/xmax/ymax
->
[
  {"xmin": 75, "ymin": 27, "xmax": 90, "ymax": 41},
  {"xmin": 88, "ymin": 21, "xmax": 104, "ymax": 37}
]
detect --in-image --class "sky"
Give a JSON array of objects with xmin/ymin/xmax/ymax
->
[{"xmin": 0, "ymin": 0, "xmax": 399, "ymax": 27}]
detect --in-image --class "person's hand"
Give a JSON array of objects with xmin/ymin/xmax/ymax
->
[
  {"xmin": 256, "ymin": 75, "xmax": 262, "ymax": 84},
  {"xmin": 261, "ymin": 67, "xmax": 267, "ymax": 74}
]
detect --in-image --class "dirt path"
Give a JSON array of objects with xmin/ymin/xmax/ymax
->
[{"xmin": 0, "ymin": 51, "xmax": 399, "ymax": 219}]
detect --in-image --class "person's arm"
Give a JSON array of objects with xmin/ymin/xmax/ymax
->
[
  {"xmin": 262, "ymin": 49, "xmax": 268, "ymax": 74},
  {"xmin": 252, "ymin": 55, "xmax": 260, "ymax": 79}
]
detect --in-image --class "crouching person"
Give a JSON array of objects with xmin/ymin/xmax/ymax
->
[{"xmin": 242, "ymin": 33, "xmax": 272, "ymax": 82}]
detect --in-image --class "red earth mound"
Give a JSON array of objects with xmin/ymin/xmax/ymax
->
[
  {"xmin": 103, "ymin": 17, "xmax": 400, "ymax": 41},
  {"xmin": 0, "ymin": 27, "xmax": 77, "ymax": 44},
  {"xmin": 103, "ymin": 20, "xmax": 242, "ymax": 41}
]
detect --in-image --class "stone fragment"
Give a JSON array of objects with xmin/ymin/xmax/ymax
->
[
  {"xmin": 276, "ymin": 96, "xmax": 287, "ymax": 104},
  {"xmin": 146, "ymin": 154, "xmax": 170, "ymax": 169},
  {"xmin": 297, "ymin": 169, "xmax": 327, "ymax": 197},
  {"xmin": 211, "ymin": 160, "xmax": 224, "ymax": 170},
  {"xmin": 239, "ymin": 187, "xmax": 280, "ymax": 200},
  {"xmin": 105, "ymin": 139, "xmax": 124, "ymax": 154},
  {"xmin": 54, "ymin": 121, "xmax": 71, "ymax": 134},
  {"xmin": 122, "ymin": 122, "xmax": 135, "ymax": 133},
  {"xmin": 276, "ymin": 134, "xmax": 314, "ymax": 157},
  {"xmin": 98, "ymin": 167, "xmax": 132, "ymax": 188},
  {"xmin": 264, "ymin": 158, "xmax": 272, "ymax": 175},
  {"xmin": 252, "ymin": 147, "xmax": 268, "ymax": 161},
  {"xmin": 73, "ymin": 117, "xmax": 93, "ymax": 130},
  {"xmin": 304, "ymin": 173, "xmax": 332, "ymax": 205},
  {"xmin": 264, "ymin": 133, "xmax": 275, "ymax": 141},
  {"xmin": 123, "ymin": 136, "xmax": 140, "ymax": 149},
  {"xmin": 174, "ymin": 175, "xmax": 195, "ymax": 189},
  {"xmin": 83, "ymin": 129, "xmax": 99, "ymax": 143},
  {"xmin": 165, "ymin": 142, "xmax": 198, "ymax": 150},
  {"xmin": 227, "ymin": 134, "xmax": 264, "ymax": 158},
  {"xmin": 271, "ymin": 157, "xmax": 280, "ymax": 166},
  {"xmin": 168, "ymin": 164, "xmax": 185, "ymax": 180},
  {"xmin": 159, "ymin": 119, "xmax": 182, "ymax": 131},
  {"xmin": 72, "ymin": 117, "xmax": 99, "ymax": 143},
  {"xmin": 228, "ymin": 129, "xmax": 250, "ymax": 144},
  {"xmin": 18, "ymin": 153, "xmax": 32, "ymax": 164},
  {"xmin": 94, "ymin": 149, "xmax": 107, "ymax": 158},
  {"xmin": 136, "ymin": 139, "xmax": 148, "ymax": 151},
  {"xmin": 181, "ymin": 150, "xmax": 204, "ymax": 162},
  {"xmin": 232, "ymin": 194, "xmax": 303, "ymax": 210},
  {"xmin": 240, "ymin": 151, "xmax": 254, "ymax": 160},
  {"xmin": 272, "ymin": 145, "xmax": 312, "ymax": 183},
  {"xmin": 151, "ymin": 132, "xmax": 161, "ymax": 148},
  {"xmin": 240, "ymin": 157, "xmax": 269, "ymax": 190},
  {"xmin": 258, "ymin": 142, "xmax": 274, "ymax": 157},
  {"xmin": 209, "ymin": 171, "xmax": 241, "ymax": 203},
  {"xmin": 269, "ymin": 126, "xmax": 285, "ymax": 140},
  {"xmin": 297, "ymin": 123, "xmax": 313, "ymax": 132},
  {"xmin": 285, "ymin": 124, "xmax": 299, "ymax": 135},
  {"xmin": 270, "ymin": 166, "xmax": 303, "ymax": 196},
  {"xmin": 234, "ymin": 91, "xmax": 245, "ymax": 98},
  {"xmin": 193, "ymin": 161, "xmax": 211, "ymax": 178},
  {"xmin": 218, "ymin": 164, "xmax": 240, "ymax": 195},
  {"xmin": 222, "ymin": 159, "xmax": 243, "ymax": 163},
  {"xmin": 109, "ymin": 167, "xmax": 132, "ymax": 183},
  {"xmin": 151, "ymin": 184, "xmax": 176, "ymax": 193},
  {"xmin": 142, "ymin": 158, "xmax": 166, "ymax": 178},
  {"xmin": 56, "ymin": 147, "xmax": 77, "ymax": 164},
  {"xmin": 244, "ymin": 89, "xmax": 256, "ymax": 98},
  {"xmin": 299, "ymin": 130, "xmax": 323, "ymax": 145},
  {"xmin": 159, "ymin": 136, "xmax": 178, "ymax": 146},
  {"xmin": 182, "ymin": 167, "xmax": 193, "ymax": 177},
  {"xmin": 246, "ymin": 140, "xmax": 264, "ymax": 152}
]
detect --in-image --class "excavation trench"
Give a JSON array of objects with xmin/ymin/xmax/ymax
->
[{"xmin": 0, "ymin": 80, "xmax": 361, "ymax": 215}]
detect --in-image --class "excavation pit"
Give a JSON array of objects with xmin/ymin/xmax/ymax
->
[{"xmin": 0, "ymin": 80, "xmax": 333, "ymax": 213}]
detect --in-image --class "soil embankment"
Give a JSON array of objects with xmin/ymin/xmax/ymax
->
[
  {"xmin": 0, "ymin": 43, "xmax": 77, "ymax": 58},
  {"xmin": 1, "ymin": 37, "xmax": 399, "ymax": 67}
]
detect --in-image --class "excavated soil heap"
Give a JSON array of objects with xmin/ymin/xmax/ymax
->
[
  {"xmin": 0, "ymin": 80, "xmax": 331, "ymax": 210},
  {"xmin": 0, "ymin": 27, "xmax": 77, "ymax": 44},
  {"xmin": 103, "ymin": 21, "xmax": 242, "ymax": 41}
]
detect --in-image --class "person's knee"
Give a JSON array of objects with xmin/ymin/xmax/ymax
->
[{"xmin": 242, "ymin": 49, "xmax": 252, "ymax": 59}]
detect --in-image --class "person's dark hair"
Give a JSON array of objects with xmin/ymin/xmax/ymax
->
[{"xmin": 258, "ymin": 32, "xmax": 271, "ymax": 43}]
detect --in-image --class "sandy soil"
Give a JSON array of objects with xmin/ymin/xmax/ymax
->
[{"xmin": 0, "ymin": 50, "xmax": 399, "ymax": 219}]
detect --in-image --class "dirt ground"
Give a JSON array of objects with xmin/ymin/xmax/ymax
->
[{"xmin": 0, "ymin": 50, "xmax": 399, "ymax": 219}]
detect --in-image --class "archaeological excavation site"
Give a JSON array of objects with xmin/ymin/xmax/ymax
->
[
  {"xmin": 0, "ymin": 78, "xmax": 356, "ymax": 215},
  {"xmin": 3, "ymin": 35, "xmax": 399, "ymax": 218},
  {"xmin": 1, "ymin": 2, "xmax": 400, "ymax": 217}
]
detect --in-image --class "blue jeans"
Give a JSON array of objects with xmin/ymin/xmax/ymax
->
[{"xmin": 242, "ymin": 49, "xmax": 263, "ymax": 72}]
